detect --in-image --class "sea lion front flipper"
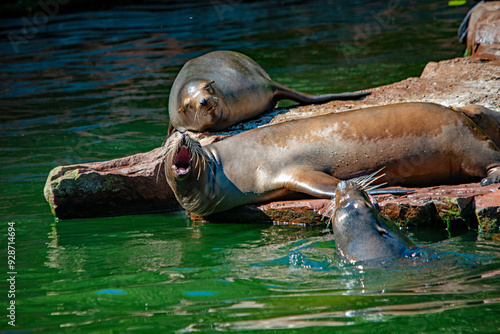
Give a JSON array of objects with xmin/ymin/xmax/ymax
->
[
  {"xmin": 284, "ymin": 171, "xmax": 340, "ymax": 198},
  {"xmin": 481, "ymin": 166, "xmax": 500, "ymax": 185}
]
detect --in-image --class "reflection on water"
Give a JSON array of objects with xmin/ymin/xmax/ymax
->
[
  {"xmin": 39, "ymin": 216, "xmax": 500, "ymax": 333},
  {"xmin": 2, "ymin": 0, "xmax": 499, "ymax": 333}
]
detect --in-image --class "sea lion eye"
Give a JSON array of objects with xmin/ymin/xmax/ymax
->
[{"xmin": 204, "ymin": 80, "xmax": 215, "ymax": 91}]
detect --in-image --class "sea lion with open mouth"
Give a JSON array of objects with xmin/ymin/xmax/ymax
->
[
  {"xmin": 168, "ymin": 50, "xmax": 369, "ymax": 133},
  {"xmin": 163, "ymin": 102, "xmax": 500, "ymax": 217}
]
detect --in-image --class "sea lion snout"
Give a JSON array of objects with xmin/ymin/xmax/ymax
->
[
  {"xmin": 337, "ymin": 180, "xmax": 348, "ymax": 190},
  {"xmin": 164, "ymin": 132, "xmax": 209, "ymax": 183},
  {"xmin": 167, "ymin": 133, "xmax": 191, "ymax": 177},
  {"xmin": 174, "ymin": 80, "xmax": 220, "ymax": 131},
  {"xmin": 172, "ymin": 145, "xmax": 191, "ymax": 176}
]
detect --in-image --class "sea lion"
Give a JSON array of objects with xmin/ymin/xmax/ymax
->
[
  {"xmin": 454, "ymin": 105, "xmax": 500, "ymax": 148},
  {"xmin": 163, "ymin": 102, "xmax": 500, "ymax": 216},
  {"xmin": 327, "ymin": 172, "xmax": 415, "ymax": 262},
  {"xmin": 168, "ymin": 50, "xmax": 369, "ymax": 133}
]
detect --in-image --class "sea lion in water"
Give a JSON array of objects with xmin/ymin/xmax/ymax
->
[
  {"xmin": 168, "ymin": 50, "xmax": 369, "ymax": 133},
  {"xmin": 327, "ymin": 172, "xmax": 415, "ymax": 262},
  {"xmin": 163, "ymin": 102, "xmax": 500, "ymax": 216}
]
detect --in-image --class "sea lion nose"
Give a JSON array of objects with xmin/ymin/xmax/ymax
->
[
  {"xmin": 199, "ymin": 97, "xmax": 211, "ymax": 106},
  {"xmin": 337, "ymin": 181, "xmax": 348, "ymax": 190}
]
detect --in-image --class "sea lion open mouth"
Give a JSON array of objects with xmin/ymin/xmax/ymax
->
[
  {"xmin": 165, "ymin": 132, "xmax": 209, "ymax": 180},
  {"xmin": 172, "ymin": 145, "xmax": 191, "ymax": 176}
]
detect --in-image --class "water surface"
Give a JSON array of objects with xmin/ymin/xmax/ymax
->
[{"xmin": 1, "ymin": 1, "xmax": 500, "ymax": 332}]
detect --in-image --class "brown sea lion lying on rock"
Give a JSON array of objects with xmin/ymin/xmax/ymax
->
[
  {"xmin": 163, "ymin": 102, "xmax": 500, "ymax": 216},
  {"xmin": 168, "ymin": 50, "xmax": 369, "ymax": 133}
]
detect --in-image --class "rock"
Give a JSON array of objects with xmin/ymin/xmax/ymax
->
[
  {"xmin": 376, "ymin": 184, "xmax": 499, "ymax": 232},
  {"xmin": 44, "ymin": 147, "xmax": 180, "ymax": 219},
  {"xmin": 189, "ymin": 184, "xmax": 500, "ymax": 233},
  {"xmin": 475, "ymin": 190, "xmax": 500, "ymax": 233},
  {"xmin": 467, "ymin": 1, "xmax": 500, "ymax": 56},
  {"xmin": 44, "ymin": 53, "xmax": 500, "ymax": 221},
  {"xmin": 188, "ymin": 199, "xmax": 330, "ymax": 226}
]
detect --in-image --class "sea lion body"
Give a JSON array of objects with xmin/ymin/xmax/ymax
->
[
  {"xmin": 330, "ymin": 178, "xmax": 415, "ymax": 262},
  {"xmin": 168, "ymin": 51, "xmax": 369, "ymax": 132},
  {"xmin": 164, "ymin": 102, "xmax": 500, "ymax": 216}
]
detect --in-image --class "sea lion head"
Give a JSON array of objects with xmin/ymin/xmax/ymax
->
[
  {"xmin": 163, "ymin": 131, "xmax": 214, "ymax": 214},
  {"xmin": 174, "ymin": 80, "xmax": 221, "ymax": 132},
  {"xmin": 457, "ymin": 105, "xmax": 500, "ymax": 148},
  {"xmin": 330, "ymin": 172, "xmax": 414, "ymax": 263},
  {"xmin": 163, "ymin": 131, "xmax": 209, "ymax": 181}
]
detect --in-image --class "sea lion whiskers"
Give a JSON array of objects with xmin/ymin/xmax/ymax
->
[
  {"xmin": 349, "ymin": 167, "xmax": 387, "ymax": 190},
  {"xmin": 185, "ymin": 136, "xmax": 209, "ymax": 180},
  {"xmin": 323, "ymin": 169, "xmax": 386, "ymax": 230},
  {"xmin": 163, "ymin": 134, "xmax": 194, "ymax": 177},
  {"xmin": 155, "ymin": 147, "xmax": 168, "ymax": 184}
]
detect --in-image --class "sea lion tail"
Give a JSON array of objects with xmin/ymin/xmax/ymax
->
[{"xmin": 272, "ymin": 82, "xmax": 370, "ymax": 104}]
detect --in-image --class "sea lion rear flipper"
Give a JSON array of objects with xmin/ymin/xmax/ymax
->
[{"xmin": 272, "ymin": 82, "xmax": 370, "ymax": 105}]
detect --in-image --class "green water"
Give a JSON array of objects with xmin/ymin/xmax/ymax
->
[{"xmin": 1, "ymin": 1, "xmax": 500, "ymax": 333}]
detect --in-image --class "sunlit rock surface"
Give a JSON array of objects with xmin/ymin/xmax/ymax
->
[{"xmin": 44, "ymin": 147, "xmax": 180, "ymax": 219}]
